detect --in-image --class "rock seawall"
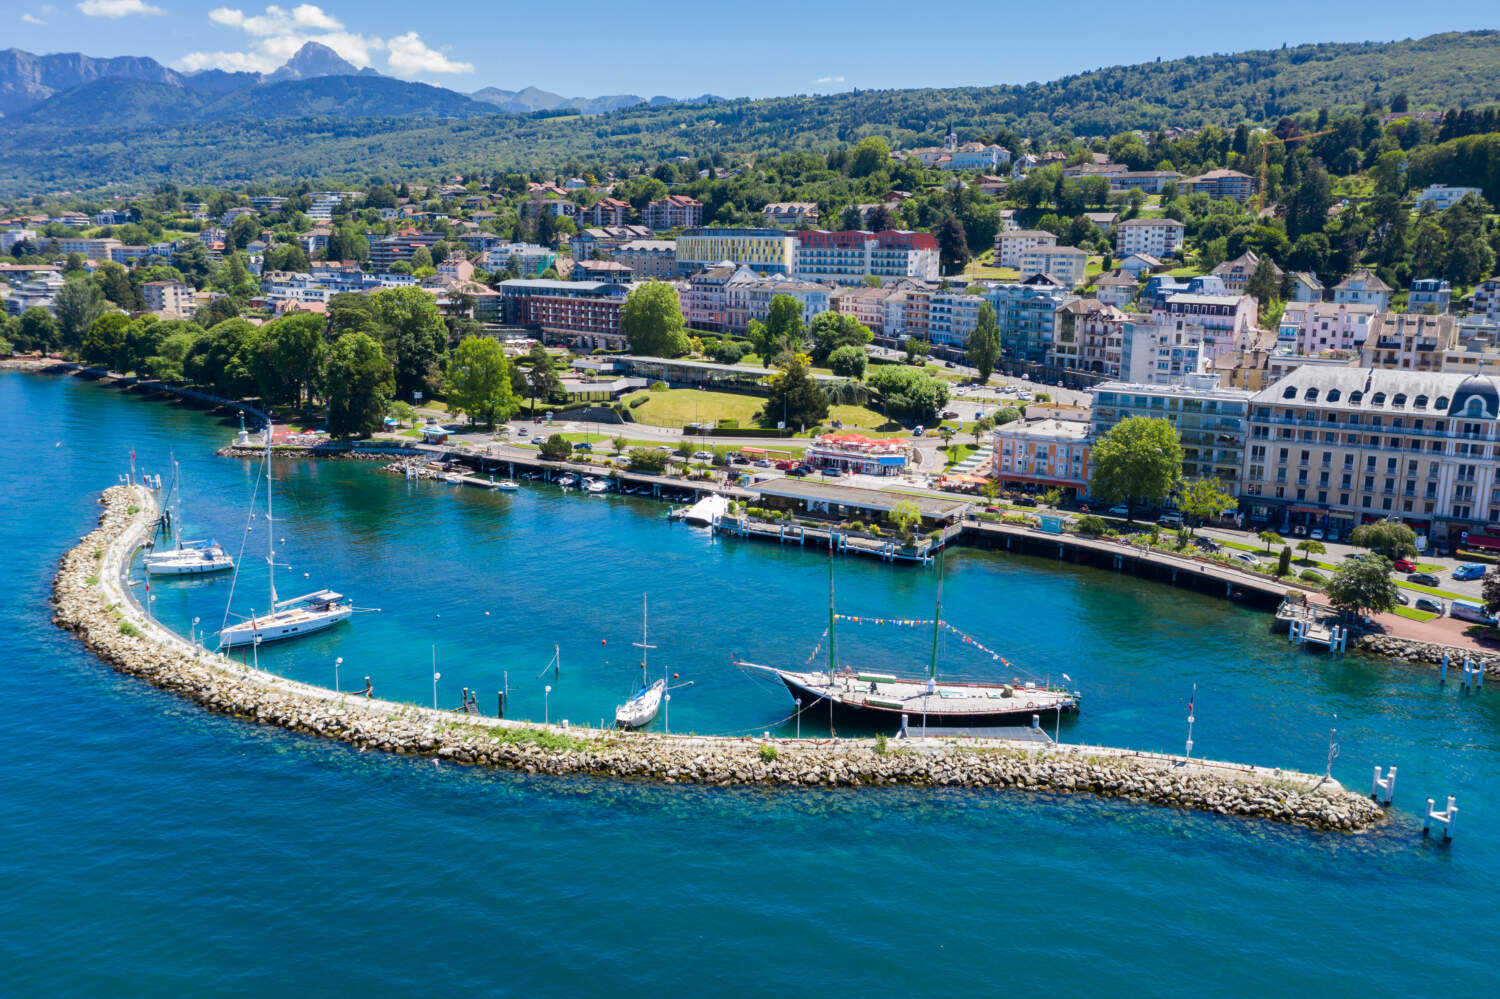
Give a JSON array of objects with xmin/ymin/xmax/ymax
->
[
  {"xmin": 1356, "ymin": 634, "xmax": 1500, "ymax": 675},
  {"xmin": 51, "ymin": 485, "xmax": 1384, "ymax": 833}
]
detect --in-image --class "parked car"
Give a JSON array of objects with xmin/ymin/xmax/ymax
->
[
  {"xmin": 940, "ymin": 410, "xmax": 960, "ymax": 420},
  {"xmin": 1013, "ymin": 496, "xmax": 1037, "ymax": 507},
  {"xmin": 1292, "ymin": 525, "xmax": 1307, "ymax": 537},
  {"xmin": 1394, "ymin": 591, "xmax": 1410, "ymax": 606},
  {"xmin": 730, "ymin": 454, "xmax": 749, "ymax": 465},
  {"xmin": 774, "ymin": 460, "xmax": 795, "ymax": 470},
  {"xmin": 754, "ymin": 459, "xmax": 773, "ymax": 468},
  {"xmin": 1310, "ymin": 529, "xmax": 1324, "ymax": 541},
  {"xmin": 1414, "ymin": 596, "xmax": 1445, "ymax": 615},
  {"xmin": 1107, "ymin": 504, "xmax": 1130, "ymax": 517},
  {"xmin": 1158, "ymin": 511, "xmax": 1183, "ymax": 526},
  {"xmin": 822, "ymin": 468, "xmax": 843, "ymax": 477},
  {"xmin": 787, "ymin": 466, "xmax": 812, "ymax": 477},
  {"xmin": 691, "ymin": 450, "xmax": 714, "ymax": 461},
  {"xmin": 574, "ymin": 441, "xmax": 592, "ymax": 451},
  {"xmin": 1325, "ymin": 530, "xmax": 1340, "ymax": 542},
  {"xmin": 1452, "ymin": 563, "xmax": 1489, "ymax": 581},
  {"xmin": 1194, "ymin": 537, "xmax": 1221, "ymax": 553},
  {"xmin": 1392, "ymin": 558, "xmax": 1417, "ymax": 572},
  {"xmin": 1408, "ymin": 572, "xmax": 1442, "ymax": 587},
  {"xmin": 1231, "ymin": 552, "xmax": 1259, "ymax": 566},
  {"xmin": 913, "ymin": 425, "xmax": 925, "ymax": 437},
  {"xmin": 517, "ymin": 427, "xmax": 528, "ymax": 436}
]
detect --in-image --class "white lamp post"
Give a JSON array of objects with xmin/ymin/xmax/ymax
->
[
  {"xmin": 335, "ymin": 656, "xmax": 343, "ymax": 692},
  {"xmin": 545, "ymin": 684, "xmax": 552, "ymax": 724}
]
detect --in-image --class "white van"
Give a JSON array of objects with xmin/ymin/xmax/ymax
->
[{"xmin": 1449, "ymin": 600, "xmax": 1497, "ymax": 626}]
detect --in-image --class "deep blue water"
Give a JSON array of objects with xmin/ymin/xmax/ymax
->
[{"xmin": 2, "ymin": 370, "xmax": 1498, "ymax": 996}]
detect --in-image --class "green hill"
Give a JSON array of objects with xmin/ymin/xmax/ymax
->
[{"xmin": 2, "ymin": 31, "xmax": 1497, "ymax": 195}]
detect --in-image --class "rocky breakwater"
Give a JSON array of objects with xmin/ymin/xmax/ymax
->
[
  {"xmin": 52, "ymin": 485, "xmax": 1385, "ymax": 833},
  {"xmin": 1356, "ymin": 634, "xmax": 1500, "ymax": 676}
]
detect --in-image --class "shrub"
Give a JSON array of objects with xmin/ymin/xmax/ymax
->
[
  {"xmin": 628, "ymin": 395, "xmax": 648, "ymax": 409},
  {"xmin": 1299, "ymin": 568, "xmax": 1326, "ymax": 583},
  {"xmin": 874, "ymin": 732, "xmax": 888, "ymax": 755},
  {"xmin": 649, "ymin": 381, "xmax": 668, "ymax": 392},
  {"xmin": 1075, "ymin": 514, "xmax": 1108, "ymax": 536},
  {"xmin": 759, "ymin": 743, "xmax": 778, "ymax": 762},
  {"xmin": 118, "ymin": 621, "xmax": 143, "ymax": 638},
  {"xmin": 1277, "ymin": 546, "xmax": 1292, "ymax": 576},
  {"xmin": 849, "ymin": 520, "xmax": 865, "ymax": 533}
]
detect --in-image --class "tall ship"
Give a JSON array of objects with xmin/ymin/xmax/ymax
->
[
  {"xmin": 739, "ymin": 552, "xmax": 1080, "ymax": 730},
  {"xmin": 218, "ymin": 426, "xmax": 353, "ymax": 650}
]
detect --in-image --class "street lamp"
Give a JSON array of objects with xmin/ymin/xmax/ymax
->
[
  {"xmin": 335, "ymin": 656, "xmax": 343, "ymax": 692},
  {"xmin": 545, "ymin": 684, "xmax": 552, "ymax": 724}
]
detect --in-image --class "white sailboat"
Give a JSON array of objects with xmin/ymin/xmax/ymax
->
[
  {"xmin": 144, "ymin": 462, "xmax": 234, "ymax": 576},
  {"xmin": 614, "ymin": 594, "xmax": 665, "ymax": 729},
  {"xmin": 219, "ymin": 427, "xmax": 353, "ymax": 650}
]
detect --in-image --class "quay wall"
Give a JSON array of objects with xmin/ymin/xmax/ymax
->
[
  {"xmin": 50, "ymin": 484, "xmax": 1385, "ymax": 833},
  {"xmin": 1356, "ymin": 634, "xmax": 1500, "ymax": 676}
]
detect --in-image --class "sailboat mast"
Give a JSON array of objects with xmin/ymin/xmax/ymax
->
[
  {"xmin": 827, "ymin": 552, "xmax": 837, "ymax": 681},
  {"xmin": 641, "ymin": 592, "xmax": 648, "ymax": 682},
  {"xmin": 265, "ymin": 424, "xmax": 276, "ymax": 608},
  {"xmin": 928, "ymin": 546, "xmax": 946, "ymax": 680}
]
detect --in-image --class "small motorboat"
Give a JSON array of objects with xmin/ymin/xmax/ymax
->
[
  {"xmin": 585, "ymin": 477, "xmax": 609, "ymax": 494},
  {"xmin": 556, "ymin": 473, "xmax": 577, "ymax": 488},
  {"xmin": 494, "ymin": 479, "xmax": 520, "ymax": 492},
  {"xmin": 442, "ymin": 471, "xmax": 463, "ymax": 484}
]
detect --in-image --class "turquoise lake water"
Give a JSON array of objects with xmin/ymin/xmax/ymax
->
[{"xmin": 3, "ymin": 370, "xmax": 1498, "ymax": 996}]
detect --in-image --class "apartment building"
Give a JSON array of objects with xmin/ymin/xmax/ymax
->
[
  {"xmin": 498, "ymin": 278, "xmax": 632, "ymax": 350},
  {"xmin": 642, "ymin": 195, "xmax": 702, "ymax": 230},
  {"xmin": 577, "ymin": 198, "xmax": 633, "ymax": 228},
  {"xmin": 1212, "ymin": 251, "xmax": 1282, "ymax": 294},
  {"xmin": 1241, "ymin": 368, "xmax": 1500, "ymax": 541},
  {"xmin": 1053, "ymin": 300, "xmax": 1126, "ymax": 378},
  {"xmin": 1407, "ymin": 278, "xmax": 1452, "ymax": 313},
  {"xmin": 610, "ymin": 240, "xmax": 677, "ymax": 280},
  {"xmin": 1151, "ymin": 291, "xmax": 1256, "ymax": 361},
  {"xmin": 141, "ymin": 281, "xmax": 196, "ymax": 317},
  {"xmin": 1277, "ymin": 302, "xmax": 1377, "ymax": 357},
  {"xmin": 794, "ymin": 230, "xmax": 940, "ymax": 284},
  {"xmin": 1091, "ymin": 375, "xmax": 1253, "ymax": 492},
  {"xmin": 762, "ymin": 202, "xmax": 821, "ymax": 228},
  {"xmin": 975, "ymin": 277, "xmax": 1072, "ymax": 367},
  {"xmin": 993, "ymin": 229, "xmax": 1056, "ymax": 268},
  {"xmin": 1114, "ymin": 217, "xmax": 1185, "ymax": 259},
  {"xmin": 675, "ymin": 228, "xmax": 795, "ymax": 276},
  {"xmin": 56, "ymin": 237, "xmax": 122, "ymax": 261},
  {"xmin": 1332, "ymin": 269, "xmax": 1392, "ymax": 310},
  {"xmin": 1017, "ymin": 245, "xmax": 1088, "ymax": 289},
  {"xmin": 1358, "ymin": 312, "xmax": 1457, "ymax": 371},
  {"xmin": 992, "ymin": 419, "xmax": 1092, "ymax": 496},
  {"xmin": 1179, "ymin": 169, "xmax": 1255, "ymax": 202},
  {"xmin": 1107, "ymin": 170, "xmax": 1183, "ymax": 194}
]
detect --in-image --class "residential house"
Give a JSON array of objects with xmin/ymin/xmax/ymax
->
[
  {"xmin": 1179, "ymin": 169, "xmax": 1256, "ymax": 202},
  {"xmin": 1287, "ymin": 271, "xmax": 1325, "ymax": 303},
  {"xmin": 1474, "ymin": 276, "xmax": 1500, "ymax": 322},
  {"xmin": 1092, "ymin": 270, "xmax": 1138, "ymax": 311},
  {"xmin": 1277, "ymin": 302, "xmax": 1377, "ymax": 357},
  {"xmin": 762, "ymin": 202, "xmax": 821, "ymax": 228},
  {"xmin": 1114, "ymin": 217, "xmax": 1185, "ymax": 259},
  {"xmin": 1359, "ymin": 312, "xmax": 1457, "ymax": 372},
  {"xmin": 1118, "ymin": 253, "xmax": 1164, "ymax": 279},
  {"xmin": 1084, "ymin": 211, "xmax": 1120, "ymax": 233},
  {"xmin": 1408, "ymin": 278, "xmax": 1452, "ymax": 313},
  {"xmin": 1213, "ymin": 251, "xmax": 1282, "ymax": 294},
  {"xmin": 1333, "ymin": 269, "xmax": 1393, "ymax": 310},
  {"xmin": 1415, "ymin": 184, "xmax": 1484, "ymax": 212}
]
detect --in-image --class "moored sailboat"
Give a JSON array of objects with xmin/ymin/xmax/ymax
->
[
  {"xmin": 739, "ymin": 550, "xmax": 1080, "ymax": 730},
  {"xmin": 144, "ymin": 462, "xmax": 234, "ymax": 576},
  {"xmin": 615, "ymin": 594, "xmax": 665, "ymax": 729},
  {"xmin": 218, "ymin": 427, "xmax": 352, "ymax": 650}
]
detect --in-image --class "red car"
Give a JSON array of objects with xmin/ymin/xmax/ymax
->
[{"xmin": 1392, "ymin": 558, "xmax": 1416, "ymax": 572}]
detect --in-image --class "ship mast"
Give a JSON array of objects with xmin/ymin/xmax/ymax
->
[
  {"xmin": 265, "ymin": 423, "xmax": 276, "ymax": 609},
  {"xmin": 827, "ymin": 551, "xmax": 838, "ymax": 683},
  {"xmin": 928, "ymin": 545, "xmax": 946, "ymax": 681}
]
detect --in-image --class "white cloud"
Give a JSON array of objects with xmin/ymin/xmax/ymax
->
[
  {"xmin": 385, "ymin": 32, "xmax": 473, "ymax": 77},
  {"xmin": 22, "ymin": 12, "xmax": 46, "ymax": 23},
  {"xmin": 177, "ymin": 5, "xmax": 470, "ymax": 78},
  {"xmin": 77, "ymin": 0, "xmax": 163, "ymax": 16},
  {"xmin": 814, "ymin": 75, "xmax": 845, "ymax": 85}
]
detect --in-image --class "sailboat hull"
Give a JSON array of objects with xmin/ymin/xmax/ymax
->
[
  {"xmin": 777, "ymin": 671, "xmax": 1078, "ymax": 730},
  {"xmin": 218, "ymin": 606, "xmax": 352, "ymax": 649}
]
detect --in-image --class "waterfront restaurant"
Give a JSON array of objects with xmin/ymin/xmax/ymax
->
[
  {"xmin": 751, "ymin": 480, "xmax": 968, "ymax": 529},
  {"xmin": 805, "ymin": 434, "xmax": 911, "ymax": 476}
]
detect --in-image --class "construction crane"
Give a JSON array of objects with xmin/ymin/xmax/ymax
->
[{"xmin": 1256, "ymin": 127, "xmax": 1338, "ymax": 214}]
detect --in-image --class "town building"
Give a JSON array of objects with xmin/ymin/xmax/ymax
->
[
  {"xmin": 1114, "ymin": 218, "xmax": 1185, "ymax": 259},
  {"xmin": 1151, "ymin": 291, "xmax": 1256, "ymax": 360},
  {"xmin": 1212, "ymin": 251, "xmax": 1282, "ymax": 294},
  {"xmin": 1108, "ymin": 170, "xmax": 1183, "ymax": 194},
  {"xmin": 571, "ymin": 225, "xmax": 655, "ymax": 259},
  {"xmin": 992, "ymin": 418, "xmax": 1092, "ymax": 497},
  {"xmin": 675, "ymin": 228, "xmax": 795, "ymax": 276},
  {"xmin": 1053, "ymin": 300, "xmax": 1127, "ymax": 378},
  {"xmin": 1084, "ymin": 211, "xmax": 1120, "ymax": 233},
  {"xmin": 1118, "ymin": 253, "xmax": 1164, "ymax": 279},
  {"xmin": 1277, "ymin": 302, "xmax": 1377, "ymax": 357},
  {"xmin": 1092, "ymin": 375, "xmax": 1253, "ymax": 493},
  {"xmin": 1179, "ymin": 169, "xmax": 1256, "ymax": 202},
  {"xmin": 577, "ymin": 198, "xmax": 633, "ymax": 228},
  {"xmin": 368, "ymin": 231, "xmax": 443, "ymax": 272},
  {"xmin": 1333, "ymin": 269, "xmax": 1393, "ymax": 311},
  {"xmin": 480, "ymin": 242, "xmax": 556, "ymax": 277},
  {"xmin": 56, "ymin": 237, "xmax": 122, "ymax": 261},
  {"xmin": 908, "ymin": 128, "xmax": 1011, "ymax": 171},
  {"xmin": 610, "ymin": 240, "xmax": 676, "ymax": 280},
  {"xmin": 1287, "ymin": 271, "xmax": 1325, "ymax": 303},
  {"xmin": 794, "ymin": 230, "xmax": 940, "ymax": 284},
  {"xmin": 1407, "ymin": 278, "xmax": 1452, "ymax": 313},
  {"xmin": 1017, "ymin": 245, "xmax": 1088, "ymax": 289},
  {"xmin": 993, "ymin": 229, "xmax": 1056, "ymax": 269},
  {"xmin": 642, "ymin": 196, "xmax": 702, "ymax": 231},
  {"xmin": 141, "ymin": 281, "xmax": 195, "ymax": 317},
  {"xmin": 922, "ymin": 288, "xmax": 984, "ymax": 347},
  {"xmin": 1414, "ymin": 184, "xmax": 1484, "ymax": 212},
  {"xmin": 762, "ymin": 202, "xmax": 821, "ymax": 229},
  {"xmin": 1241, "ymin": 367, "xmax": 1500, "ymax": 541},
  {"xmin": 1092, "ymin": 270, "xmax": 1138, "ymax": 311},
  {"xmin": 1359, "ymin": 312, "xmax": 1458, "ymax": 371},
  {"xmin": 498, "ymin": 278, "xmax": 632, "ymax": 350},
  {"xmin": 975, "ymin": 277, "xmax": 1072, "ymax": 368},
  {"xmin": 806, "ymin": 434, "xmax": 911, "ymax": 476},
  {"xmin": 1473, "ymin": 276, "xmax": 1500, "ymax": 322}
]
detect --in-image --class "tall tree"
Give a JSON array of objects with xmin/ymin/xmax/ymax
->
[
  {"xmin": 1175, "ymin": 477, "xmax": 1237, "ymax": 533},
  {"xmin": 1088, "ymin": 416, "xmax": 1183, "ymax": 516},
  {"xmin": 760, "ymin": 352, "xmax": 827, "ymax": 430},
  {"xmin": 1349, "ymin": 519, "xmax": 1418, "ymax": 559},
  {"xmin": 523, "ymin": 344, "xmax": 563, "ymax": 412},
  {"xmin": 371, "ymin": 287, "xmax": 448, "ymax": 402},
  {"xmin": 936, "ymin": 212, "xmax": 970, "ymax": 275},
  {"xmin": 807, "ymin": 310, "xmax": 871, "ymax": 364},
  {"xmin": 966, "ymin": 301, "xmax": 1001, "ymax": 383},
  {"xmin": 764, "ymin": 294, "xmax": 807, "ymax": 356},
  {"xmin": 621, "ymin": 280, "xmax": 690, "ymax": 357},
  {"xmin": 1326, "ymin": 554, "xmax": 1399, "ymax": 618},
  {"xmin": 54, "ymin": 279, "xmax": 107, "ymax": 352},
  {"xmin": 324, "ymin": 332, "xmax": 393, "ymax": 438},
  {"xmin": 266, "ymin": 311, "xmax": 328, "ymax": 413},
  {"xmin": 446, "ymin": 335, "xmax": 516, "ymax": 430}
]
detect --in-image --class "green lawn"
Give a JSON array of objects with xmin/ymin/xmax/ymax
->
[
  {"xmin": 942, "ymin": 443, "xmax": 980, "ymax": 469},
  {"xmin": 1399, "ymin": 580, "xmax": 1468, "ymax": 601},
  {"xmin": 623, "ymin": 388, "xmax": 767, "ymax": 429},
  {"xmin": 821, "ymin": 404, "xmax": 905, "ymax": 435},
  {"xmin": 1391, "ymin": 606, "xmax": 1440, "ymax": 623}
]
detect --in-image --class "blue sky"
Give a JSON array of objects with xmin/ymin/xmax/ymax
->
[{"xmin": 12, "ymin": 1, "xmax": 1499, "ymax": 98}]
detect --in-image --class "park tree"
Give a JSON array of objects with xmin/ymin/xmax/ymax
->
[
  {"xmin": 93, "ymin": 261, "xmax": 139, "ymax": 311},
  {"xmin": 184, "ymin": 318, "xmax": 255, "ymax": 396},
  {"xmin": 890, "ymin": 500, "xmax": 922, "ymax": 541},
  {"xmin": 17, "ymin": 307, "xmax": 59, "ymax": 352},
  {"xmin": 621, "ymin": 280, "xmax": 690, "ymax": 357},
  {"xmin": 827, "ymin": 344, "xmax": 867, "ymax": 378},
  {"xmin": 1482, "ymin": 569, "xmax": 1500, "ymax": 618},
  {"xmin": 867, "ymin": 365, "xmax": 950, "ymax": 422},
  {"xmin": 538, "ymin": 433, "xmax": 572, "ymax": 460},
  {"xmin": 445, "ymin": 335, "xmax": 517, "ymax": 430},
  {"xmin": 1258, "ymin": 530, "xmax": 1284, "ymax": 552},
  {"xmin": 194, "ymin": 295, "xmax": 241, "ymax": 328},
  {"xmin": 627, "ymin": 447, "xmax": 669, "ymax": 473},
  {"xmin": 808, "ymin": 311, "xmax": 872, "ymax": 363},
  {"xmin": 1296, "ymin": 539, "xmax": 1327, "ymax": 561},
  {"xmin": 266, "ymin": 311, "xmax": 328, "ymax": 412},
  {"xmin": 371, "ymin": 287, "xmax": 448, "ymax": 402},
  {"xmin": 324, "ymin": 332, "xmax": 393, "ymax": 438},
  {"xmin": 81, "ymin": 313, "xmax": 132, "ymax": 369},
  {"xmin": 54, "ymin": 278, "xmax": 107, "ymax": 352},
  {"xmin": 760, "ymin": 352, "xmax": 828, "ymax": 430},
  {"xmin": 765, "ymin": 295, "xmax": 807, "ymax": 354},
  {"xmin": 1349, "ymin": 519, "xmax": 1418, "ymax": 559},
  {"xmin": 966, "ymin": 301, "xmax": 1001, "ymax": 383},
  {"xmin": 850, "ymin": 136, "xmax": 890, "ymax": 178},
  {"xmin": 1326, "ymin": 554, "xmax": 1399, "ymax": 618},
  {"xmin": 523, "ymin": 344, "xmax": 564, "ymax": 412},
  {"xmin": 1088, "ymin": 416, "xmax": 1183, "ymax": 517},
  {"xmin": 1176, "ymin": 477, "xmax": 1237, "ymax": 533}
]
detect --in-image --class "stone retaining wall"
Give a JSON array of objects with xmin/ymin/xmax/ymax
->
[
  {"xmin": 1356, "ymin": 634, "xmax": 1500, "ymax": 675},
  {"xmin": 50, "ymin": 485, "xmax": 1385, "ymax": 833}
]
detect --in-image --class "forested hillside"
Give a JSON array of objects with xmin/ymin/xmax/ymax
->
[{"xmin": 1, "ymin": 31, "xmax": 1497, "ymax": 194}]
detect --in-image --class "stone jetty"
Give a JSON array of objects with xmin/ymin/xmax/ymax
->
[{"xmin": 51, "ymin": 484, "xmax": 1385, "ymax": 833}]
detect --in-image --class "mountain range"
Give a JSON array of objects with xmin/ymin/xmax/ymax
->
[
  {"xmin": 0, "ymin": 43, "xmax": 718, "ymax": 122},
  {"xmin": 0, "ymin": 32, "xmax": 1496, "ymax": 196}
]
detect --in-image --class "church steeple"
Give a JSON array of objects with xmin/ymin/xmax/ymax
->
[{"xmin": 944, "ymin": 123, "xmax": 958, "ymax": 152}]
